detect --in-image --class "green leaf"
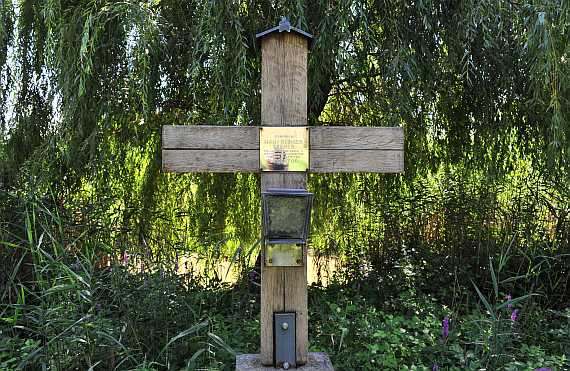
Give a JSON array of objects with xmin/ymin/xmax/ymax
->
[
  {"xmin": 247, "ymin": 238, "xmax": 261, "ymax": 258},
  {"xmin": 499, "ymin": 232, "xmax": 517, "ymax": 271},
  {"xmin": 472, "ymin": 319, "xmax": 494, "ymax": 353},
  {"xmin": 208, "ymin": 332, "xmax": 238, "ymax": 357},
  {"xmin": 190, "ymin": 348, "xmax": 206, "ymax": 363},
  {"xmin": 496, "ymin": 294, "xmax": 536, "ymax": 310},
  {"xmin": 226, "ymin": 244, "xmax": 242, "ymax": 279},
  {"xmin": 159, "ymin": 320, "xmax": 209, "ymax": 357},
  {"xmin": 96, "ymin": 331, "xmax": 132, "ymax": 357},
  {"xmin": 499, "ymin": 274, "xmax": 530, "ymax": 284},
  {"xmin": 471, "ymin": 279, "xmax": 496, "ymax": 321},
  {"xmin": 451, "ymin": 342, "xmax": 462, "ymax": 354},
  {"xmin": 489, "ymin": 258, "xmax": 498, "ymax": 299}
]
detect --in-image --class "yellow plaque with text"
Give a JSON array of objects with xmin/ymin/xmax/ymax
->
[{"xmin": 260, "ymin": 127, "xmax": 309, "ymax": 171}]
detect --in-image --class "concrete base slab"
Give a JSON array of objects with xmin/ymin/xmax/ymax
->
[{"xmin": 236, "ymin": 353, "xmax": 333, "ymax": 371}]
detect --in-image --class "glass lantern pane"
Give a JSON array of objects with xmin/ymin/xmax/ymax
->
[{"xmin": 266, "ymin": 196, "xmax": 307, "ymax": 238}]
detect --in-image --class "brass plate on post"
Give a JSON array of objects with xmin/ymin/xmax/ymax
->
[
  {"xmin": 260, "ymin": 127, "xmax": 309, "ymax": 171},
  {"xmin": 265, "ymin": 244, "xmax": 303, "ymax": 266}
]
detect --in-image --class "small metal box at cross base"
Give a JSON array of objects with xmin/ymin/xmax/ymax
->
[{"xmin": 274, "ymin": 313, "xmax": 296, "ymax": 369}]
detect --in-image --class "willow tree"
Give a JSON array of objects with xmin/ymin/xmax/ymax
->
[{"xmin": 1, "ymin": 0, "xmax": 569, "ymax": 252}]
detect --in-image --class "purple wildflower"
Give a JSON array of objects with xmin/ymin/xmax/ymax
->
[
  {"xmin": 146, "ymin": 249, "xmax": 150, "ymax": 255},
  {"xmin": 123, "ymin": 253, "xmax": 129, "ymax": 265},
  {"xmin": 75, "ymin": 258, "xmax": 80, "ymax": 270},
  {"xmin": 507, "ymin": 295, "xmax": 512, "ymax": 308},
  {"xmin": 234, "ymin": 312, "xmax": 238, "ymax": 316},
  {"xmin": 535, "ymin": 369, "xmax": 552, "ymax": 371},
  {"xmin": 439, "ymin": 316, "xmax": 449, "ymax": 343},
  {"xmin": 511, "ymin": 309, "xmax": 519, "ymax": 321},
  {"xmin": 355, "ymin": 284, "xmax": 361, "ymax": 298},
  {"xmin": 144, "ymin": 280, "xmax": 148, "ymax": 290},
  {"xmin": 433, "ymin": 365, "xmax": 438, "ymax": 370},
  {"xmin": 110, "ymin": 268, "xmax": 114, "ymax": 273},
  {"xmin": 141, "ymin": 261, "xmax": 145, "ymax": 273}
]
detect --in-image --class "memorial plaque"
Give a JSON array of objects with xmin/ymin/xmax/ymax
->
[
  {"xmin": 260, "ymin": 127, "xmax": 309, "ymax": 171},
  {"xmin": 265, "ymin": 243, "xmax": 303, "ymax": 267}
]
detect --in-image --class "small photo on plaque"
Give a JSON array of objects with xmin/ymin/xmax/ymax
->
[{"xmin": 260, "ymin": 127, "xmax": 309, "ymax": 172}]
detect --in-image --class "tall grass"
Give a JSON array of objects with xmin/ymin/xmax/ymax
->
[
  {"xmin": 1, "ymin": 167, "xmax": 569, "ymax": 369},
  {"xmin": 314, "ymin": 169, "xmax": 569, "ymax": 311},
  {"xmin": 0, "ymin": 188, "xmax": 250, "ymax": 370}
]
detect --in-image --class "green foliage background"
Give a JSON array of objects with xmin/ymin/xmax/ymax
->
[
  {"xmin": 1, "ymin": 0, "xmax": 569, "ymax": 247},
  {"xmin": 0, "ymin": 1, "xmax": 570, "ymax": 369}
]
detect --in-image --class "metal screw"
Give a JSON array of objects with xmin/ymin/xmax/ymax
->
[
  {"xmin": 283, "ymin": 362, "xmax": 290, "ymax": 370},
  {"xmin": 268, "ymin": 259, "xmax": 273, "ymax": 264},
  {"xmin": 282, "ymin": 322, "xmax": 288, "ymax": 330},
  {"xmin": 296, "ymin": 258, "xmax": 301, "ymax": 265}
]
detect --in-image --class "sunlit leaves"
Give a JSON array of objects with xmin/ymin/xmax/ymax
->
[{"xmin": 1, "ymin": 0, "xmax": 569, "ymax": 248}]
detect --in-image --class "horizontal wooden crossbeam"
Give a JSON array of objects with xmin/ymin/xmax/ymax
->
[{"xmin": 162, "ymin": 126, "xmax": 404, "ymax": 173}]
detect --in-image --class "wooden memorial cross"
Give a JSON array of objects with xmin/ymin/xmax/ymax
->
[{"xmin": 162, "ymin": 18, "xmax": 404, "ymax": 367}]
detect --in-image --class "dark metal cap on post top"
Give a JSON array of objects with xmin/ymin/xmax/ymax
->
[{"xmin": 256, "ymin": 17, "xmax": 313, "ymax": 48}]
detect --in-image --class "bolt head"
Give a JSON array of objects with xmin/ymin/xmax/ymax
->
[
  {"xmin": 283, "ymin": 362, "xmax": 290, "ymax": 370},
  {"xmin": 282, "ymin": 322, "xmax": 289, "ymax": 330}
]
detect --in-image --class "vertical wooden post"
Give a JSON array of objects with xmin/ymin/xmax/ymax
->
[
  {"xmin": 260, "ymin": 31, "xmax": 309, "ymax": 366},
  {"xmin": 164, "ymin": 19, "xmax": 402, "ymax": 370}
]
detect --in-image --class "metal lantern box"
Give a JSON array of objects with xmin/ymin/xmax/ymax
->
[{"xmin": 261, "ymin": 189, "xmax": 314, "ymax": 267}]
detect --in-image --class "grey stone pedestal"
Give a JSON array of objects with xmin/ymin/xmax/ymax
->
[{"xmin": 236, "ymin": 353, "xmax": 334, "ymax": 371}]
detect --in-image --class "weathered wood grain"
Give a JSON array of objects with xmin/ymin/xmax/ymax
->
[
  {"xmin": 162, "ymin": 148, "xmax": 404, "ymax": 173},
  {"xmin": 310, "ymin": 126, "xmax": 404, "ymax": 150},
  {"xmin": 310, "ymin": 150, "xmax": 404, "ymax": 173},
  {"xmin": 161, "ymin": 150, "xmax": 259, "ymax": 173},
  {"xmin": 260, "ymin": 173, "xmax": 308, "ymax": 366},
  {"xmin": 163, "ymin": 125, "xmax": 404, "ymax": 150},
  {"xmin": 260, "ymin": 31, "xmax": 309, "ymax": 366},
  {"xmin": 284, "ymin": 243, "xmax": 308, "ymax": 364},
  {"xmin": 261, "ymin": 32, "xmax": 307, "ymax": 127},
  {"xmin": 162, "ymin": 126, "xmax": 259, "ymax": 150},
  {"xmin": 162, "ymin": 19, "xmax": 406, "ymax": 370}
]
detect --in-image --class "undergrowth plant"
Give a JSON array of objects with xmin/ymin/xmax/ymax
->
[
  {"xmin": 462, "ymin": 235, "xmax": 534, "ymax": 370},
  {"xmin": 0, "ymin": 190, "xmax": 256, "ymax": 370},
  {"xmin": 1, "ymin": 183, "xmax": 570, "ymax": 370}
]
